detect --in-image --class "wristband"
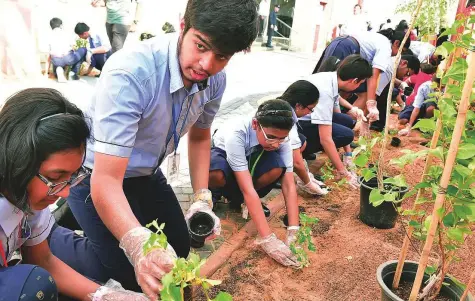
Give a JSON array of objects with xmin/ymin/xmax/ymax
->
[{"xmin": 288, "ymin": 226, "xmax": 300, "ymax": 231}]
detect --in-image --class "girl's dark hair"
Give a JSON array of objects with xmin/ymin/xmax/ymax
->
[
  {"xmin": 317, "ymin": 56, "xmax": 341, "ymax": 73},
  {"xmin": 395, "ymin": 20, "xmax": 409, "ymax": 31},
  {"xmin": 378, "ymin": 29, "xmax": 411, "ymax": 49},
  {"xmin": 183, "ymin": 0, "xmax": 258, "ymax": 56},
  {"xmin": 278, "ymin": 80, "xmax": 319, "ymax": 108},
  {"xmin": 0, "ymin": 88, "xmax": 90, "ymax": 212},
  {"xmin": 255, "ymin": 99, "xmax": 294, "ymax": 131}
]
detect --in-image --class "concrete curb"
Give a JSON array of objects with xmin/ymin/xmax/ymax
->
[{"xmin": 200, "ymin": 193, "xmax": 286, "ymax": 277}]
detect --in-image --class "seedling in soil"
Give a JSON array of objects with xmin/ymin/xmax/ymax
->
[
  {"xmin": 144, "ymin": 220, "xmax": 232, "ymax": 301},
  {"xmin": 290, "ymin": 213, "xmax": 319, "ymax": 268}
]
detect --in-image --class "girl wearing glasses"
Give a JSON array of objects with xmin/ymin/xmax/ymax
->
[
  {"xmin": 209, "ymin": 99, "xmax": 300, "ymax": 268},
  {"xmin": 0, "ymin": 88, "xmax": 147, "ymax": 301}
]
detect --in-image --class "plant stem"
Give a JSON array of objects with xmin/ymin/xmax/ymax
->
[
  {"xmin": 461, "ymin": 268, "xmax": 475, "ymax": 301},
  {"xmin": 408, "ymin": 51, "xmax": 475, "ymax": 301},
  {"xmin": 377, "ymin": 0, "xmax": 424, "ymax": 190}
]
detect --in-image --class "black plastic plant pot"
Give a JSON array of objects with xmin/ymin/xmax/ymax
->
[
  {"xmin": 390, "ymin": 137, "xmax": 401, "ymax": 147},
  {"xmin": 377, "ymin": 260, "xmax": 473, "ymax": 301},
  {"xmin": 188, "ymin": 212, "xmax": 215, "ymax": 249},
  {"xmin": 403, "ymin": 87, "xmax": 414, "ymax": 96},
  {"xmin": 358, "ymin": 177, "xmax": 408, "ymax": 229}
]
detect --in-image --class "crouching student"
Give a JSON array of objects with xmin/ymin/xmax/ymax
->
[
  {"xmin": 277, "ymin": 80, "xmax": 328, "ymax": 196},
  {"xmin": 0, "ymin": 88, "xmax": 147, "ymax": 301},
  {"xmin": 209, "ymin": 99, "xmax": 300, "ymax": 267},
  {"xmin": 299, "ymin": 55, "xmax": 373, "ymax": 189},
  {"xmin": 398, "ymin": 75, "xmax": 439, "ymax": 136}
]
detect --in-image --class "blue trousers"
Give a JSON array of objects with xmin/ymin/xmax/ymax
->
[
  {"xmin": 0, "ymin": 264, "xmax": 57, "ymax": 301},
  {"xmin": 51, "ymin": 48, "xmax": 86, "ymax": 75},
  {"xmin": 50, "ymin": 169, "xmax": 190, "ymax": 292},
  {"xmin": 298, "ymin": 113, "xmax": 355, "ymax": 157}
]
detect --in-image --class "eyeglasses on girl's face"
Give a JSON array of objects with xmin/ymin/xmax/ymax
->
[{"xmin": 36, "ymin": 166, "xmax": 90, "ymax": 196}]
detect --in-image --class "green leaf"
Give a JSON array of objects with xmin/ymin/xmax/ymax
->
[
  {"xmin": 412, "ymin": 118, "xmax": 436, "ymax": 132},
  {"xmin": 425, "ymin": 265, "xmax": 437, "ymax": 275},
  {"xmin": 409, "ymin": 220, "xmax": 421, "ymax": 229},
  {"xmin": 383, "ymin": 175, "xmax": 407, "ymax": 188},
  {"xmin": 443, "ymin": 212, "xmax": 456, "ymax": 227},
  {"xmin": 428, "ymin": 146, "xmax": 444, "ymax": 161},
  {"xmin": 362, "ymin": 168, "xmax": 376, "ymax": 182},
  {"xmin": 455, "ymin": 165, "xmax": 472, "ymax": 179},
  {"xmin": 447, "ymin": 228, "xmax": 466, "ymax": 242},
  {"xmin": 354, "ymin": 153, "xmax": 369, "ymax": 167},
  {"xmin": 213, "ymin": 292, "xmax": 233, "ymax": 301},
  {"xmin": 369, "ymin": 190, "xmax": 385, "ymax": 207},
  {"xmin": 456, "ymin": 144, "xmax": 475, "ymax": 160}
]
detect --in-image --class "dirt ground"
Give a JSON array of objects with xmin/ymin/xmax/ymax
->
[{"xmin": 197, "ymin": 115, "xmax": 475, "ymax": 301}]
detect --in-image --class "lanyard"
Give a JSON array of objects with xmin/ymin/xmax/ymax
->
[
  {"xmin": 168, "ymin": 95, "xmax": 194, "ymax": 156},
  {"xmin": 250, "ymin": 149, "xmax": 265, "ymax": 177}
]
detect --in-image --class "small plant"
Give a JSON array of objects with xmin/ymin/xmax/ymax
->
[
  {"xmin": 144, "ymin": 220, "xmax": 232, "ymax": 301},
  {"xmin": 289, "ymin": 213, "xmax": 319, "ymax": 268}
]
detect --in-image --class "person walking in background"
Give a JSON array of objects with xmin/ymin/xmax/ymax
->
[
  {"xmin": 91, "ymin": 0, "xmax": 142, "ymax": 53},
  {"xmin": 258, "ymin": 0, "xmax": 269, "ymax": 38},
  {"xmin": 266, "ymin": 4, "xmax": 279, "ymax": 48},
  {"xmin": 74, "ymin": 22, "xmax": 111, "ymax": 73}
]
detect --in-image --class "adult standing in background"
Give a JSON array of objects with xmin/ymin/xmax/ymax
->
[
  {"xmin": 258, "ymin": 0, "xmax": 269, "ymax": 38},
  {"xmin": 91, "ymin": 0, "xmax": 142, "ymax": 53},
  {"xmin": 340, "ymin": 4, "xmax": 367, "ymax": 36},
  {"xmin": 266, "ymin": 4, "xmax": 279, "ymax": 49}
]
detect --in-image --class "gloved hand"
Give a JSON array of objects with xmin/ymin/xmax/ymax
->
[
  {"xmin": 366, "ymin": 100, "xmax": 380, "ymax": 122},
  {"xmin": 343, "ymin": 154, "xmax": 355, "ymax": 170},
  {"xmin": 184, "ymin": 189, "xmax": 221, "ymax": 239},
  {"xmin": 119, "ymin": 227, "xmax": 177, "ymax": 301},
  {"xmin": 359, "ymin": 120, "xmax": 371, "ymax": 138},
  {"xmin": 399, "ymin": 81, "xmax": 409, "ymax": 90},
  {"xmin": 336, "ymin": 170, "xmax": 359, "ymax": 189},
  {"xmin": 286, "ymin": 226, "xmax": 300, "ymax": 246},
  {"xmin": 398, "ymin": 126, "xmax": 411, "ymax": 136},
  {"xmin": 90, "ymin": 279, "xmax": 149, "ymax": 301},
  {"xmin": 348, "ymin": 106, "xmax": 367, "ymax": 122},
  {"xmin": 297, "ymin": 178, "xmax": 328, "ymax": 196},
  {"xmin": 255, "ymin": 233, "xmax": 300, "ymax": 267},
  {"xmin": 308, "ymin": 172, "xmax": 326, "ymax": 188}
]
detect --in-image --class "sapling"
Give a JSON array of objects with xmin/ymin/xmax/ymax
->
[
  {"xmin": 144, "ymin": 220, "xmax": 232, "ymax": 301},
  {"xmin": 289, "ymin": 213, "xmax": 319, "ymax": 268}
]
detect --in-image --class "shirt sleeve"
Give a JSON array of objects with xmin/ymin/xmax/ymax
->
[
  {"xmin": 413, "ymin": 83, "xmax": 430, "ymax": 108},
  {"xmin": 311, "ymin": 91, "xmax": 334, "ymax": 125},
  {"xmin": 194, "ymin": 72, "xmax": 226, "ymax": 129},
  {"xmin": 277, "ymin": 141, "xmax": 294, "ymax": 172},
  {"xmin": 224, "ymin": 129, "xmax": 249, "ymax": 172},
  {"xmin": 371, "ymin": 43, "xmax": 391, "ymax": 72},
  {"xmin": 23, "ymin": 209, "xmax": 54, "ymax": 247},
  {"xmin": 93, "ymin": 69, "xmax": 149, "ymax": 157},
  {"xmin": 289, "ymin": 124, "xmax": 302, "ymax": 150}
]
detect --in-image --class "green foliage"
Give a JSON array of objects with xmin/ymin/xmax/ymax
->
[
  {"xmin": 145, "ymin": 221, "xmax": 232, "ymax": 301},
  {"xmin": 290, "ymin": 213, "xmax": 319, "ymax": 268}
]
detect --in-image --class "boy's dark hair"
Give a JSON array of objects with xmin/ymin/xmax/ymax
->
[
  {"xmin": 317, "ymin": 56, "xmax": 341, "ymax": 73},
  {"xmin": 421, "ymin": 63, "xmax": 437, "ymax": 74},
  {"xmin": 50, "ymin": 18, "xmax": 62, "ymax": 30},
  {"xmin": 378, "ymin": 29, "xmax": 411, "ymax": 49},
  {"xmin": 402, "ymin": 54, "xmax": 420, "ymax": 74},
  {"xmin": 354, "ymin": 4, "xmax": 361, "ymax": 9},
  {"xmin": 255, "ymin": 99, "xmax": 294, "ymax": 131},
  {"xmin": 183, "ymin": 0, "xmax": 258, "ymax": 55},
  {"xmin": 387, "ymin": 19, "xmax": 391, "ymax": 23},
  {"xmin": 337, "ymin": 54, "xmax": 373, "ymax": 81},
  {"xmin": 402, "ymin": 48, "xmax": 414, "ymax": 56},
  {"xmin": 74, "ymin": 22, "xmax": 90, "ymax": 35},
  {"xmin": 432, "ymin": 73, "xmax": 441, "ymax": 85},
  {"xmin": 278, "ymin": 80, "xmax": 320, "ymax": 108},
  {"xmin": 0, "ymin": 88, "xmax": 90, "ymax": 212},
  {"xmin": 395, "ymin": 20, "xmax": 409, "ymax": 31}
]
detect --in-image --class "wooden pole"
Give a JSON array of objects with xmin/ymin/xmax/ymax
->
[
  {"xmin": 377, "ymin": 0, "xmax": 424, "ymax": 189},
  {"xmin": 461, "ymin": 269, "xmax": 475, "ymax": 301},
  {"xmin": 408, "ymin": 51, "xmax": 475, "ymax": 301}
]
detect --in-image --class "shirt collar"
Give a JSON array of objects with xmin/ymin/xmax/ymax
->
[
  {"xmin": 168, "ymin": 34, "xmax": 209, "ymax": 94},
  {"xmin": 0, "ymin": 195, "xmax": 24, "ymax": 238},
  {"xmin": 291, "ymin": 108, "xmax": 298, "ymax": 123}
]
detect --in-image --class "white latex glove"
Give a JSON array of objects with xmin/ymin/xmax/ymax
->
[
  {"xmin": 359, "ymin": 120, "xmax": 371, "ymax": 138},
  {"xmin": 366, "ymin": 100, "xmax": 380, "ymax": 122},
  {"xmin": 119, "ymin": 227, "xmax": 177, "ymax": 301},
  {"xmin": 348, "ymin": 106, "xmax": 367, "ymax": 122},
  {"xmin": 255, "ymin": 233, "xmax": 300, "ymax": 267},
  {"xmin": 297, "ymin": 178, "xmax": 328, "ymax": 196},
  {"xmin": 399, "ymin": 81, "xmax": 409, "ymax": 90},
  {"xmin": 308, "ymin": 172, "xmax": 326, "ymax": 188},
  {"xmin": 184, "ymin": 189, "xmax": 221, "ymax": 238},
  {"xmin": 337, "ymin": 170, "xmax": 359, "ymax": 190},
  {"xmin": 398, "ymin": 127, "xmax": 411, "ymax": 136},
  {"xmin": 343, "ymin": 155, "xmax": 355, "ymax": 170},
  {"xmin": 286, "ymin": 226, "xmax": 300, "ymax": 246},
  {"xmin": 90, "ymin": 279, "xmax": 149, "ymax": 301}
]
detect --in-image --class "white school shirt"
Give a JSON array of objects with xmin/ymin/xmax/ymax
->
[
  {"xmin": 0, "ymin": 196, "xmax": 54, "ymax": 266},
  {"xmin": 413, "ymin": 81, "xmax": 432, "ymax": 109},
  {"xmin": 289, "ymin": 108, "xmax": 301, "ymax": 150},
  {"xmin": 49, "ymin": 28, "xmax": 74, "ymax": 57},
  {"xmin": 213, "ymin": 117, "xmax": 294, "ymax": 173},
  {"xmin": 410, "ymin": 41, "xmax": 436, "ymax": 63},
  {"xmin": 298, "ymin": 72, "xmax": 339, "ymax": 125},
  {"xmin": 352, "ymin": 31, "xmax": 393, "ymax": 96}
]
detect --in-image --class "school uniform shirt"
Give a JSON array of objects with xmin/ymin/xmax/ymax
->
[
  {"xmin": 213, "ymin": 118, "xmax": 294, "ymax": 173},
  {"xmin": 377, "ymin": 56, "xmax": 398, "ymax": 97},
  {"xmin": 298, "ymin": 72, "xmax": 339, "ymax": 125},
  {"xmin": 87, "ymin": 31, "xmax": 111, "ymax": 50},
  {"xmin": 352, "ymin": 31, "xmax": 393, "ymax": 95},
  {"xmin": 412, "ymin": 81, "xmax": 432, "ymax": 109},
  {"xmin": 289, "ymin": 108, "xmax": 302, "ymax": 150},
  {"xmin": 84, "ymin": 33, "xmax": 226, "ymax": 178},
  {"xmin": 258, "ymin": 1, "xmax": 269, "ymax": 17},
  {"xmin": 106, "ymin": 0, "xmax": 140, "ymax": 26},
  {"xmin": 406, "ymin": 71, "xmax": 433, "ymax": 106},
  {"xmin": 49, "ymin": 28, "xmax": 75, "ymax": 57},
  {"xmin": 0, "ymin": 196, "xmax": 54, "ymax": 266},
  {"xmin": 409, "ymin": 41, "xmax": 435, "ymax": 63}
]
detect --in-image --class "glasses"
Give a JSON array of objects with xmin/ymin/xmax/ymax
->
[
  {"xmin": 306, "ymin": 105, "xmax": 315, "ymax": 113},
  {"xmin": 37, "ymin": 166, "xmax": 90, "ymax": 196},
  {"xmin": 258, "ymin": 123, "xmax": 289, "ymax": 145}
]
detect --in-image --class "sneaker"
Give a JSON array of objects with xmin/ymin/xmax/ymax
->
[
  {"xmin": 71, "ymin": 74, "xmax": 80, "ymax": 81},
  {"xmin": 304, "ymin": 153, "xmax": 317, "ymax": 161},
  {"xmin": 56, "ymin": 66, "xmax": 67, "ymax": 83}
]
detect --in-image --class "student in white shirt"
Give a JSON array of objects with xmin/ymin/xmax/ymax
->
[
  {"xmin": 74, "ymin": 22, "xmax": 112, "ymax": 72},
  {"xmin": 301, "ymin": 55, "xmax": 373, "ymax": 189},
  {"xmin": 258, "ymin": 0, "xmax": 270, "ymax": 38},
  {"xmin": 209, "ymin": 99, "xmax": 300, "ymax": 267},
  {"xmin": 0, "ymin": 88, "xmax": 147, "ymax": 301}
]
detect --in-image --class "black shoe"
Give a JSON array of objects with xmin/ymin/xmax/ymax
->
[
  {"xmin": 262, "ymin": 204, "xmax": 271, "ymax": 217},
  {"xmin": 304, "ymin": 153, "xmax": 317, "ymax": 160},
  {"xmin": 370, "ymin": 123, "xmax": 384, "ymax": 132},
  {"xmin": 282, "ymin": 212, "xmax": 304, "ymax": 227},
  {"xmin": 350, "ymin": 142, "xmax": 359, "ymax": 149},
  {"xmin": 266, "ymin": 45, "xmax": 274, "ymax": 49},
  {"xmin": 71, "ymin": 74, "xmax": 80, "ymax": 80}
]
